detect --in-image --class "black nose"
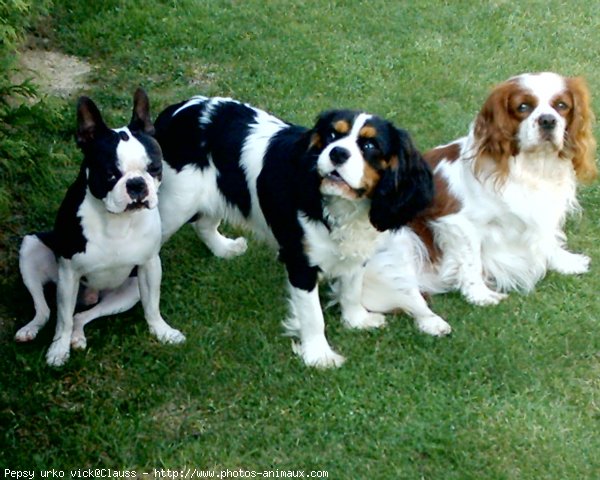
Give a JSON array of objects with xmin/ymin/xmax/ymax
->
[
  {"xmin": 126, "ymin": 177, "xmax": 148, "ymax": 200},
  {"xmin": 538, "ymin": 114, "xmax": 557, "ymax": 131},
  {"xmin": 330, "ymin": 146, "xmax": 351, "ymax": 166}
]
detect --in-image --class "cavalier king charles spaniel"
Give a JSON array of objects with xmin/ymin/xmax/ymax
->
[
  {"xmin": 60, "ymin": 96, "xmax": 434, "ymax": 368},
  {"xmin": 362, "ymin": 72, "xmax": 596, "ymax": 334}
]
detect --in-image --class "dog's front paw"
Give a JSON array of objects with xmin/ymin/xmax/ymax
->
[
  {"xmin": 15, "ymin": 324, "xmax": 41, "ymax": 342},
  {"xmin": 550, "ymin": 251, "xmax": 590, "ymax": 275},
  {"xmin": 214, "ymin": 237, "xmax": 248, "ymax": 259},
  {"xmin": 416, "ymin": 314, "xmax": 452, "ymax": 337},
  {"xmin": 151, "ymin": 323, "xmax": 186, "ymax": 344},
  {"xmin": 464, "ymin": 283, "xmax": 507, "ymax": 306},
  {"xmin": 46, "ymin": 342, "xmax": 70, "ymax": 367},
  {"xmin": 291, "ymin": 339, "xmax": 345, "ymax": 368},
  {"xmin": 342, "ymin": 309, "xmax": 386, "ymax": 330}
]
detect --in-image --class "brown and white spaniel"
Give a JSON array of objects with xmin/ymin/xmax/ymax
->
[{"xmin": 362, "ymin": 72, "xmax": 596, "ymax": 334}]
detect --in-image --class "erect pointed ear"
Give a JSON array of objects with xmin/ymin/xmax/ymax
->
[
  {"xmin": 369, "ymin": 127, "xmax": 434, "ymax": 232},
  {"xmin": 128, "ymin": 87, "xmax": 155, "ymax": 135},
  {"xmin": 76, "ymin": 96, "xmax": 108, "ymax": 147}
]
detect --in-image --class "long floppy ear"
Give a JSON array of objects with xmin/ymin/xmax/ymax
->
[
  {"xmin": 369, "ymin": 127, "xmax": 434, "ymax": 231},
  {"xmin": 472, "ymin": 80, "xmax": 519, "ymax": 183},
  {"xmin": 566, "ymin": 76, "xmax": 597, "ymax": 183},
  {"xmin": 76, "ymin": 96, "xmax": 109, "ymax": 147},
  {"xmin": 128, "ymin": 87, "xmax": 155, "ymax": 135}
]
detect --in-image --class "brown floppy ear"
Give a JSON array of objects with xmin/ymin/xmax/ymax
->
[
  {"xmin": 129, "ymin": 87, "xmax": 155, "ymax": 135},
  {"xmin": 473, "ymin": 80, "xmax": 519, "ymax": 184},
  {"xmin": 566, "ymin": 77, "xmax": 597, "ymax": 183}
]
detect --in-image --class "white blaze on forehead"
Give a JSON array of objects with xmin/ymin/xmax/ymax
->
[
  {"xmin": 113, "ymin": 127, "xmax": 151, "ymax": 172},
  {"xmin": 327, "ymin": 113, "xmax": 372, "ymax": 164},
  {"xmin": 317, "ymin": 112, "xmax": 375, "ymax": 191},
  {"xmin": 516, "ymin": 72, "xmax": 567, "ymax": 103},
  {"xmin": 102, "ymin": 127, "xmax": 159, "ymax": 213},
  {"xmin": 348, "ymin": 113, "xmax": 373, "ymax": 139},
  {"xmin": 511, "ymin": 73, "xmax": 569, "ymax": 153}
]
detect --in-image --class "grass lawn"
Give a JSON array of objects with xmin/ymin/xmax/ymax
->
[{"xmin": 1, "ymin": 1, "xmax": 599, "ymax": 478}]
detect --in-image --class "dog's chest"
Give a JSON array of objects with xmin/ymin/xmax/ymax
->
[
  {"xmin": 300, "ymin": 199, "xmax": 380, "ymax": 275},
  {"xmin": 73, "ymin": 195, "xmax": 161, "ymax": 288}
]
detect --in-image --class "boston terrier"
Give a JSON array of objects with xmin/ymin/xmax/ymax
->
[{"xmin": 15, "ymin": 89, "xmax": 185, "ymax": 366}]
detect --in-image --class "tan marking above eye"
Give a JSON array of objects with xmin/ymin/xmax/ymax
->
[
  {"xmin": 359, "ymin": 125, "xmax": 377, "ymax": 138},
  {"xmin": 333, "ymin": 120, "xmax": 350, "ymax": 134}
]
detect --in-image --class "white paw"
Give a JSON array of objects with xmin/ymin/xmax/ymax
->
[
  {"xmin": 15, "ymin": 324, "xmax": 40, "ymax": 342},
  {"xmin": 416, "ymin": 315, "xmax": 452, "ymax": 337},
  {"xmin": 464, "ymin": 284, "xmax": 507, "ymax": 306},
  {"xmin": 214, "ymin": 237, "xmax": 248, "ymax": 259},
  {"xmin": 551, "ymin": 252, "xmax": 590, "ymax": 275},
  {"xmin": 70, "ymin": 330, "xmax": 87, "ymax": 350},
  {"xmin": 343, "ymin": 309, "xmax": 386, "ymax": 330},
  {"xmin": 291, "ymin": 339, "xmax": 346, "ymax": 368},
  {"xmin": 46, "ymin": 342, "xmax": 70, "ymax": 367},
  {"xmin": 151, "ymin": 324, "xmax": 186, "ymax": 344}
]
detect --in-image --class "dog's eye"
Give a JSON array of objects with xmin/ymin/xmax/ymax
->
[
  {"xmin": 108, "ymin": 174, "xmax": 117, "ymax": 182},
  {"xmin": 555, "ymin": 101, "xmax": 569, "ymax": 111},
  {"xmin": 517, "ymin": 103, "xmax": 533, "ymax": 113},
  {"xmin": 362, "ymin": 140, "xmax": 377, "ymax": 152},
  {"xmin": 147, "ymin": 163, "xmax": 162, "ymax": 176},
  {"xmin": 327, "ymin": 131, "xmax": 338, "ymax": 142}
]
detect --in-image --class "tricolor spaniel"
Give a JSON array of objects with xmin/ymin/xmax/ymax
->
[
  {"xmin": 363, "ymin": 72, "xmax": 596, "ymax": 332},
  {"xmin": 69, "ymin": 96, "xmax": 434, "ymax": 368}
]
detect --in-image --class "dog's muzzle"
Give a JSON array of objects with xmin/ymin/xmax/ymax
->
[
  {"xmin": 126, "ymin": 177, "xmax": 149, "ymax": 200},
  {"xmin": 125, "ymin": 177, "xmax": 150, "ymax": 210},
  {"xmin": 321, "ymin": 171, "xmax": 366, "ymax": 199}
]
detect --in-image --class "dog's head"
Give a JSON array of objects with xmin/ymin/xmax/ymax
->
[
  {"xmin": 309, "ymin": 110, "xmax": 434, "ymax": 231},
  {"xmin": 76, "ymin": 88, "xmax": 163, "ymax": 214},
  {"xmin": 474, "ymin": 72, "xmax": 597, "ymax": 183}
]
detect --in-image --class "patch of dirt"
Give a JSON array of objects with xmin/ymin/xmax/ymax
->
[{"xmin": 16, "ymin": 46, "xmax": 92, "ymax": 98}]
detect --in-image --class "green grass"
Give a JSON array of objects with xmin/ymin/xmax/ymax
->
[{"xmin": 2, "ymin": 1, "xmax": 600, "ymax": 478}]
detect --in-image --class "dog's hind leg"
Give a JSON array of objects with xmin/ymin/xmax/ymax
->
[
  {"xmin": 15, "ymin": 235, "xmax": 58, "ymax": 342},
  {"xmin": 71, "ymin": 277, "xmax": 141, "ymax": 350},
  {"xmin": 191, "ymin": 215, "xmax": 248, "ymax": 258}
]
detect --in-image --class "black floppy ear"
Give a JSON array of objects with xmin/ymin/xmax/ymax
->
[
  {"xmin": 128, "ymin": 87, "xmax": 155, "ymax": 135},
  {"xmin": 76, "ymin": 96, "xmax": 109, "ymax": 147},
  {"xmin": 369, "ymin": 127, "xmax": 434, "ymax": 231}
]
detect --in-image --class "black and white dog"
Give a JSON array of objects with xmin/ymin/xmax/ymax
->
[
  {"xmin": 15, "ymin": 89, "xmax": 185, "ymax": 366},
  {"xmin": 152, "ymin": 96, "xmax": 434, "ymax": 367},
  {"xmin": 40, "ymin": 96, "xmax": 435, "ymax": 368}
]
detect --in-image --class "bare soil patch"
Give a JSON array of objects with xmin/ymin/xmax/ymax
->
[{"xmin": 16, "ymin": 47, "xmax": 92, "ymax": 98}]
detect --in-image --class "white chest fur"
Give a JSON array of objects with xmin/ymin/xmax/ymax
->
[
  {"xmin": 300, "ymin": 198, "xmax": 380, "ymax": 277},
  {"xmin": 73, "ymin": 192, "xmax": 161, "ymax": 289}
]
